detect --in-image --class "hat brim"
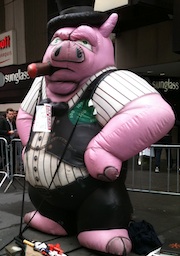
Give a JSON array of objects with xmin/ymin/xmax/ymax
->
[{"xmin": 47, "ymin": 12, "xmax": 109, "ymax": 40}]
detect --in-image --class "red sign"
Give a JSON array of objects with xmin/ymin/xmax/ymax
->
[{"xmin": 0, "ymin": 36, "xmax": 10, "ymax": 49}]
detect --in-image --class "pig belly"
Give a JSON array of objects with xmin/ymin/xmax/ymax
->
[{"xmin": 24, "ymin": 132, "xmax": 88, "ymax": 189}]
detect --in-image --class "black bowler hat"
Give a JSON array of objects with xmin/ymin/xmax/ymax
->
[{"xmin": 47, "ymin": 0, "xmax": 109, "ymax": 39}]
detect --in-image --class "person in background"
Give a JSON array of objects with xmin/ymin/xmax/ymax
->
[
  {"xmin": 0, "ymin": 108, "xmax": 17, "ymax": 143},
  {"xmin": 0, "ymin": 108, "xmax": 19, "ymax": 170},
  {"xmin": 154, "ymin": 132, "xmax": 173, "ymax": 173},
  {"xmin": 13, "ymin": 110, "xmax": 18, "ymax": 122}
]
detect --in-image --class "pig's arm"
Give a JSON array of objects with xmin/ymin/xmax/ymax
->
[
  {"xmin": 84, "ymin": 93, "xmax": 175, "ymax": 181},
  {"xmin": 16, "ymin": 77, "xmax": 44, "ymax": 146},
  {"xmin": 16, "ymin": 108, "xmax": 33, "ymax": 146}
]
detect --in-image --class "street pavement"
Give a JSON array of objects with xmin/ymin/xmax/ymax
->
[{"xmin": 0, "ymin": 176, "xmax": 180, "ymax": 256}]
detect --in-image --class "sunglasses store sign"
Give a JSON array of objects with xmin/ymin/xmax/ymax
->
[
  {"xmin": 0, "ymin": 30, "xmax": 17, "ymax": 67},
  {"xmin": 151, "ymin": 78, "xmax": 180, "ymax": 93}
]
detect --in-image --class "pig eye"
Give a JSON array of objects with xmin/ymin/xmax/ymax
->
[
  {"xmin": 77, "ymin": 40, "xmax": 92, "ymax": 51},
  {"xmin": 51, "ymin": 37, "xmax": 62, "ymax": 45}
]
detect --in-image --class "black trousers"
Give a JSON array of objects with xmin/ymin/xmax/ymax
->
[{"xmin": 28, "ymin": 165, "xmax": 133, "ymax": 235}]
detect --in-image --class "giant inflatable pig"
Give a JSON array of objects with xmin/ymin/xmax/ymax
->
[{"xmin": 16, "ymin": 1, "xmax": 175, "ymax": 255}]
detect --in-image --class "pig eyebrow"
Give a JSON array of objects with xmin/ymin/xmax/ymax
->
[{"xmin": 70, "ymin": 26, "xmax": 97, "ymax": 46}]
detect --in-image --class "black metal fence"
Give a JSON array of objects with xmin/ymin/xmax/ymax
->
[
  {"xmin": 126, "ymin": 144, "xmax": 180, "ymax": 195},
  {"xmin": 0, "ymin": 137, "xmax": 24, "ymax": 192}
]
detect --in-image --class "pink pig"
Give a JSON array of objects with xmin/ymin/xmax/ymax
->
[{"xmin": 17, "ymin": 13, "xmax": 174, "ymax": 255}]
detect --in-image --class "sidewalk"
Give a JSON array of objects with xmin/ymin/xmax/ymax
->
[{"xmin": 0, "ymin": 178, "xmax": 180, "ymax": 256}]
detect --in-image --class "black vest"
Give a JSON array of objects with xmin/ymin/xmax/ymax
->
[{"xmin": 27, "ymin": 69, "xmax": 116, "ymax": 167}]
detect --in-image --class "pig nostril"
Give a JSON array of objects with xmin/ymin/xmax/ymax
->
[
  {"xmin": 77, "ymin": 48, "xmax": 83, "ymax": 59},
  {"xmin": 55, "ymin": 47, "xmax": 61, "ymax": 57}
]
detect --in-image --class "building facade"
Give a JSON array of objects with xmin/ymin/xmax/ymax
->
[{"xmin": 0, "ymin": 0, "xmax": 179, "ymax": 141}]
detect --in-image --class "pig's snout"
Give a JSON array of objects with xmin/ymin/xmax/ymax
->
[{"xmin": 52, "ymin": 42, "xmax": 85, "ymax": 63}]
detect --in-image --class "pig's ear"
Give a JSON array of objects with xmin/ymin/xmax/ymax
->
[{"xmin": 99, "ymin": 13, "xmax": 118, "ymax": 38}]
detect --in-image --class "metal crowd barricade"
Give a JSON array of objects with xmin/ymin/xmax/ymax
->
[
  {"xmin": 126, "ymin": 144, "xmax": 180, "ymax": 195},
  {"xmin": 10, "ymin": 138, "xmax": 24, "ymax": 176},
  {"xmin": 4, "ymin": 138, "xmax": 25, "ymax": 192},
  {"xmin": 0, "ymin": 137, "xmax": 11, "ymax": 188},
  {"xmin": 0, "ymin": 137, "xmax": 24, "ymax": 192}
]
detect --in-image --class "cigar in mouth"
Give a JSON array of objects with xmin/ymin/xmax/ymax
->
[{"xmin": 27, "ymin": 62, "xmax": 58, "ymax": 78}]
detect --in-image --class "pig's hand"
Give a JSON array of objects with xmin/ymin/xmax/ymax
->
[
  {"xmin": 98, "ymin": 166, "xmax": 120, "ymax": 182},
  {"xmin": 85, "ymin": 146, "xmax": 122, "ymax": 181}
]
